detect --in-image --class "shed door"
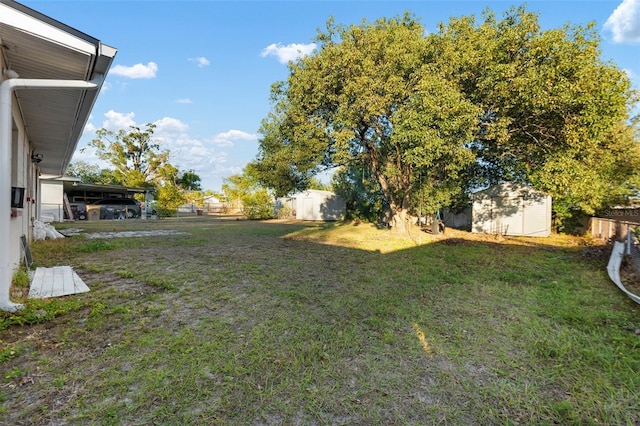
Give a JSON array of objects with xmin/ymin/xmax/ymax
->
[{"xmin": 301, "ymin": 198, "xmax": 314, "ymax": 221}]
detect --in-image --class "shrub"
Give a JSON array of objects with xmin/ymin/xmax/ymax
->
[
  {"xmin": 276, "ymin": 204, "xmax": 294, "ymax": 219},
  {"xmin": 242, "ymin": 189, "xmax": 274, "ymax": 220}
]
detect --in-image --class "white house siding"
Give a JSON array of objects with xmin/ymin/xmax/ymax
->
[
  {"xmin": 40, "ymin": 180, "xmax": 64, "ymax": 221},
  {"xmin": 472, "ymin": 183, "xmax": 552, "ymax": 237},
  {"xmin": 7, "ymin": 87, "xmax": 38, "ymax": 270}
]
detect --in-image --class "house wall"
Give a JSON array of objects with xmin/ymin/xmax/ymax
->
[
  {"xmin": 2, "ymin": 53, "xmax": 40, "ymax": 273},
  {"xmin": 7, "ymin": 98, "xmax": 37, "ymax": 271},
  {"xmin": 40, "ymin": 180, "xmax": 65, "ymax": 221}
]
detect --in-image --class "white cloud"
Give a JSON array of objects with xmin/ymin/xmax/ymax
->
[
  {"xmin": 177, "ymin": 98, "xmax": 193, "ymax": 104},
  {"xmin": 153, "ymin": 116, "xmax": 190, "ymax": 135},
  {"xmin": 100, "ymin": 81, "xmax": 112, "ymax": 93},
  {"xmin": 624, "ymin": 68, "xmax": 636, "ymax": 81},
  {"xmin": 82, "ymin": 121, "xmax": 96, "ymax": 137},
  {"xmin": 210, "ymin": 129, "xmax": 258, "ymax": 147},
  {"xmin": 110, "ymin": 62, "xmax": 158, "ymax": 79},
  {"xmin": 260, "ymin": 42, "xmax": 316, "ymax": 64},
  {"xmin": 102, "ymin": 110, "xmax": 137, "ymax": 131},
  {"xmin": 605, "ymin": 0, "xmax": 640, "ymax": 43},
  {"xmin": 188, "ymin": 56, "xmax": 210, "ymax": 67}
]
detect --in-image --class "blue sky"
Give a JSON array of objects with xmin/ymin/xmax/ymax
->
[{"xmin": 20, "ymin": 0, "xmax": 640, "ymax": 191}]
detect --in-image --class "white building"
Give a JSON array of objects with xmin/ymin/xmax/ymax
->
[
  {"xmin": 472, "ymin": 183, "xmax": 552, "ymax": 237},
  {"xmin": 0, "ymin": 0, "xmax": 116, "ymax": 311},
  {"xmin": 280, "ymin": 190, "xmax": 346, "ymax": 221}
]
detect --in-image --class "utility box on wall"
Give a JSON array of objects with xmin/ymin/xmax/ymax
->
[
  {"xmin": 472, "ymin": 183, "xmax": 552, "ymax": 237},
  {"xmin": 11, "ymin": 187, "xmax": 25, "ymax": 208}
]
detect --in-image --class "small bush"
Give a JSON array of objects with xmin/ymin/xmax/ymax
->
[
  {"xmin": 276, "ymin": 204, "xmax": 294, "ymax": 219},
  {"xmin": 242, "ymin": 189, "xmax": 274, "ymax": 220},
  {"xmin": 12, "ymin": 269, "xmax": 30, "ymax": 288}
]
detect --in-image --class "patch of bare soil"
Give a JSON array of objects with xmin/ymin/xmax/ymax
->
[
  {"xmin": 580, "ymin": 244, "xmax": 612, "ymax": 263},
  {"xmin": 620, "ymin": 258, "xmax": 640, "ymax": 297}
]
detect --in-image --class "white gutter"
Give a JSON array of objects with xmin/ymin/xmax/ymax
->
[{"xmin": 0, "ymin": 71, "xmax": 103, "ymax": 312}]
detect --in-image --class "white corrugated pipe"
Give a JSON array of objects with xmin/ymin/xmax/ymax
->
[{"xmin": 0, "ymin": 70, "xmax": 103, "ymax": 312}]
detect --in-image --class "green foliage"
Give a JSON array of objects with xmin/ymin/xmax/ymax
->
[
  {"xmin": 436, "ymin": 6, "xmax": 640, "ymax": 217},
  {"xmin": 4, "ymin": 367, "xmax": 23, "ymax": 381},
  {"xmin": 332, "ymin": 164, "xmax": 384, "ymax": 222},
  {"xmin": 242, "ymin": 189, "xmax": 274, "ymax": 220},
  {"xmin": 86, "ymin": 123, "xmax": 170, "ymax": 189},
  {"xmin": 0, "ymin": 345, "xmax": 18, "ymax": 363},
  {"xmin": 255, "ymin": 7, "xmax": 639, "ymax": 228},
  {"xmin": 66, "ymin": 161, "xmax": 119, "ymax": 185},
  {"xmin": 307, "ymin": 177, "xmax": 331, "ymax": 192},
  {"xmin": 75, "ymin": 240, "xmax": 116, "ymax": 253},
  {"xmin": 0, "ymin": 298, "xmax": 83, "ymax": 330},
  {"xmin": 155, "ymin": 187, "xmax": 184, "ymax": 216},
  {"xmin": 254, "ymin": 12, "xmax": 482, "ymax": 226},
  {"xmin": 154, "ymin": 164, "xmax": 186, "ymax": 215},
  {"xmin": 176, "ymin": 170, "xmax": 202, "ymax": 191},
  {"xmin": 276, "ymin": 203, "xmax": 294, "ymax": 219},
  {"xmin": 221, "ymin": 167, "xmax": 276, "ymax": 217},
  {"xmin": 11, "ymin": 269, "xmax": 30, "ymax": 288}
]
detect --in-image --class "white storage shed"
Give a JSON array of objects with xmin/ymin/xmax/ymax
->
[
  {"xmin": 472, "ymin": 183, "xmax": 552, "ymax": 237},
  {"xmin": 292, "ymin": 190, "xmax": 346, "ymax": 221}
]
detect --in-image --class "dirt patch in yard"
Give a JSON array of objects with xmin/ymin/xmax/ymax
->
[{"xmin": 620, "ymin": 257, "xmax": 640, "ymax": 297}]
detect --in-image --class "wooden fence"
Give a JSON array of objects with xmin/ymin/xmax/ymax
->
[{"xmin": 589, "ymin": 217, "xmax": 639, "ymax": 242}]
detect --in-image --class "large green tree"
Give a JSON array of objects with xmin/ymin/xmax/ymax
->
[
  {"xmin": 86, "ymin": 123, "xmax": 170, "ymax": 189},
  {"xmin": 434, "ymin": 7, "xmax": 640, "ymax": 223},
  {"xmin": 254, "ymin": 8, "xmax": 639, "ymax": 230},
  {"xmin": 86, "ymin": 124, "xmax": 205, "ymax": 215},
  {"xmin": 254, "ymin": 14, "xmax": 480, "ymax": 232}
]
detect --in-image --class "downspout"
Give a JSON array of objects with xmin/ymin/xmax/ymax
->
[{"xmin": 0, "ymin": 70, "xmax": 103, "ymax": 312}]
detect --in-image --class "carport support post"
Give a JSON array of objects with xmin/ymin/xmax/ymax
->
[{"xmin": 0, "ymin": 72, "xmax": 102, "ymax": 312}]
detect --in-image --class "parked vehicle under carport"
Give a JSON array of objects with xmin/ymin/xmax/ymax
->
[
  {"xmin": 69, "ymin": 203, "xmax": 87, "ymax": 220},
  {"xmin": 90, "ymin": 198, "xmax": 141, "ymax": 219}
]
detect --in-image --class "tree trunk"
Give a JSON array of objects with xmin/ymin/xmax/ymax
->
[{"xmin": 390, "ymin": 208, "xmax": 413, "ymax": 235}]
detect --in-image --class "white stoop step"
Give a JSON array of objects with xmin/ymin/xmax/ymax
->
[{"xmin": 28, "ymin": 266, "xmax": 90, "ymax": 299}]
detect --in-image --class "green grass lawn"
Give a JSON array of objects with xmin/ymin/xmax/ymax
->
[{"xmin": 1, "ymin": 217, "xmax": 639, "ymax": 425}]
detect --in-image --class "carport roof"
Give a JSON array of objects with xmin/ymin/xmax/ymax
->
[
  {"xmin": 64, "ymin": 182, "xmax": 146, "ymax": 196},
  {"xmin": 0, "ymin": 0, "xmax": 116, "ymax": 175}
]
